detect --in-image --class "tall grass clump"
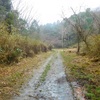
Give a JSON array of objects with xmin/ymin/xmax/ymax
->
[
  {"xmin": 89, "ymin": 35, "xmax": 100, "ymax": 57},
  {"xmin": 83, "ymin": 34, "xmax": 100, "ymax": 58}
]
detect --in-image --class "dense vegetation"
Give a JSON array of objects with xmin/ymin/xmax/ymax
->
[{"xmin": 0, "ymin": 0, "xmax": 52, "ymax": 64}]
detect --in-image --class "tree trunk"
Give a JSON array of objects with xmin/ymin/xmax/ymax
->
[{"xmin": 76, "ymin": 34, "xmax": 80, "ymax": 54}]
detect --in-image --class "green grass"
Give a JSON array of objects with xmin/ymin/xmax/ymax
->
[
  {"xmin": 61, "ymin": 49, "xmax": 100, "ymax": 100},
  {"xmin": 35, "ymin": 64, "xmax": 51, "ymax": 89},
  {"xmin": 40, "ymin": 64, "xmax": 51, "ymax": 82},
  {"xmin": 61, "ymin": 51, "xmax": 77, "ymax": 82}
]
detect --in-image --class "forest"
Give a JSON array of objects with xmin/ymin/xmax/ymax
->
[{"xmin": 0, "ymin": 0, "xmax": 100, "ymax": 100}]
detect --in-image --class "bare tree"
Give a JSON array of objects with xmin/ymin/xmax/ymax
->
[{"xmin": 63, "ymin": 8, "xmax": 93, "ymax": 54}]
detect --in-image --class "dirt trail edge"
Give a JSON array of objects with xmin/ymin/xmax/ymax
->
[{"xmin": 13, "ymin": 52, "xmax": 74, "ymax": 100}]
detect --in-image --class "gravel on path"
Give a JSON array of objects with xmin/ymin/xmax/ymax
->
[{"xmin": 13, "ymin": 52, "xmax": 74, "ymax": 100}]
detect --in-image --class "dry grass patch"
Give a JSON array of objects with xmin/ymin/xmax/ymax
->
[
  {"xmin": 0, "ymin": 52, "xmax": 52, "ymax": 100},
  {"xmin": 61, "ymin": 49, "xmax": 100, "ymax": 100}
]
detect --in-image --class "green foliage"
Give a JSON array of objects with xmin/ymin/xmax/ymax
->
[
  {"xmin": 0, "ymin": 0, "xmax": 11, "ymax": 21},
  {"xmin": 5, "ymin": 12, "xmax": 15, "ymax": 25},
  {"xmin": 40, "ymin": 64, "xmax": 51, "ymax": 82},
  {"xmin": 1, "ymin": 0, "xmax": 11, "ymax": 11},
  {"xmin": 86, "ymin": 85, "xmax": 100, "ymax": 100}
]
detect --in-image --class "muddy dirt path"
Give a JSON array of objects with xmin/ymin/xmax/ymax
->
[{"xmin": 13, "ymin": 52, "xmax": 74, "ymax": 100}]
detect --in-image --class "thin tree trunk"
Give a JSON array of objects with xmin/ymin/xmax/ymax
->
[{"xmin": 76, "ymin": 35, "xmax": 80, "ymax": 54}]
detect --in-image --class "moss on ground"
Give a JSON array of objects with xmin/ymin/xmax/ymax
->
[{"xmin": 40, "ymin": 64, "xmax": 51, "ymax": 82}]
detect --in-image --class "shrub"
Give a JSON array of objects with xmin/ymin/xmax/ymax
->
[
  {"xmin": 83, "ymin": 35, "xmax": 100, "ymax": 58},
  {"xmin": 0, "ymin": 24, "xmax": 49, "ymax": 64}
]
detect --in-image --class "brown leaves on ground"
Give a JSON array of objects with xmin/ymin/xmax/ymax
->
[{"xmin": 72, "ymin": 55, "xmax": 100, "ymax": 86}]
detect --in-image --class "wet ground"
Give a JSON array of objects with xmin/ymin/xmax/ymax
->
[{"xmin": 13, "ymin": 52, "xmax": 74, "ymax": 100}]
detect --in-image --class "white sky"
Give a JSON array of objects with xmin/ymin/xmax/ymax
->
[{"xmin": 12, "ymin": 0, "xmax": 100, "ymax": 24}]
